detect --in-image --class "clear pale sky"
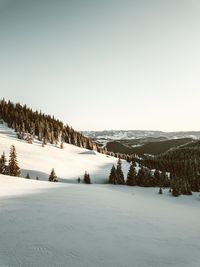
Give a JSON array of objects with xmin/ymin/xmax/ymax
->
[{"xmin": 0, "ymin": 0, "xmax": 200, "ymax": 131}]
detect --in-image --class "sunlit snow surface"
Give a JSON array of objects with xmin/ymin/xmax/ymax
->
[
  {"xmin": 0, "ymin": 176, "xmax": 200, "ymax": 267},
  {"xmin": 0, "ymin": 123, "xmax": 129, "ymax": 183},
  {"xmin": 0, "ymin": 123, "xmax": 200, "ymax": 267}
]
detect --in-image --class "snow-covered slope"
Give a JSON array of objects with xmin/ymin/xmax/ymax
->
[
  {"xmin": 0, "ymin": 175, "xmax": 200, "ymax": 267},
  {"xmin": 0, "ymin": 123, "xmax": 129, "ymax": 183},
  {"xmin": 1, "ymin": 123, "xmax": 200, "ymax": 266}
]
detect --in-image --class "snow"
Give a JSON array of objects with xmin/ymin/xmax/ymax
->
[
  {"xmin": 0, "ymin": 175, "xmax": 200, "ymax": 267},
  {"xmin": 0, "ymin": 123, "xmax": 200, "ymax": 266},
  {"xmin": 0, "ymin": 123, "xmax": 129, "ymax": 183},
  {"xmin": 84, "ymin": 130, "xmax": 200, "ymax": 141},
  {"xmin": 131, "ymin": 144, "xmax": 142, "ymax": 148}
]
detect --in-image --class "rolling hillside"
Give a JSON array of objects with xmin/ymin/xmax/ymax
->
[
  {"xmin": 0, "ymin": 113, "xmax": 199, "ymax": 267},
  {"xmin": 0, "ymin": 122, "xmax": 129, "ymax": 183},
  {"xmin": 106, "ymin": 138, "xmax": 193, "ymax": 156}
]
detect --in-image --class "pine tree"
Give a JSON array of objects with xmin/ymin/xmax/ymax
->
[
  {"xmin": 8, "ymin": 145, "xmax": 20, "ymax": 177},
  {"xmin": 154, "ymin": 170, "xmax": 160, "ymax": 184},
  {"xmin": 26, "ymin": 173, "xmax": 30, "ymax": 179},
  {"xmin": 0, "ymin": 152, "xmax": 7, "ymax": 175},
  {"xmin": 60, "ymin": 141, "xmax": 64, "ymax": 149},
  {"xmin": 83, "ymin": 171, "xmax": 91, "ymax": 184},
  {"xmin": 108, "ymin": 165, "xmax": 117, "ymax": 184},
  {"xmin": 137, "ymin": 166, "xmax": 146, "ymax": 186},
  {"xmin": 49, "ymin": 168, "xmax": 58, "ymax": 182},
  {"xmin": 126, "ymin": 163, "xmax": 137, "ymax": 186},
  {"xmin": 171, "ymin": 175, "xmax": 181, "ymax": 197},
  {"xmin": 160, "ymin": 172, "xmax": 169, "ymax": 188},
  {"xmin": 116, "ymin": 158, "xmax": 125, "ymax": 184},
  {"xmin": 42, "ymin": 138, "xmax": 45, "ymax": 147}
]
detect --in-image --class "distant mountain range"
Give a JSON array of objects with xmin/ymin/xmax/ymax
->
[
  {"xmin": 83, "ymin": 130, "xmax": 200, "ymax": 143},
  {"xmin": 83, "ymin": 130, "xmax": 200, "ymax": 156}
]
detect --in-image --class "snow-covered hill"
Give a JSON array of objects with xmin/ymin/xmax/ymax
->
[
  {"xmin": 1, "ymin": 123, "xmax": 200, "ymax": 266},
  {"xmin": 0, "ymin": 123, "xmax": 129, "ymax": 183},
  {"xmin": 0, "ymin": 175, "xmax": 200, "ymax": 267}
]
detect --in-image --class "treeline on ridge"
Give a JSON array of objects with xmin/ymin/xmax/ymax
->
[{"xmin": 0, "ymin": 99, "xmax": 134, "ymax": 161}]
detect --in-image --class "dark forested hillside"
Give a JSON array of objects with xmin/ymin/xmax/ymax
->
[
  {"xmin": 143, "ymin": 141, "xmax": 200, "ymax": 194},
  {"xmin": 107, "ymin": 138, "xmax": 193, "ymax": 156},
  {"xmin": 0, "ymin": 99, "xmax": 106, "ymax": 153}
]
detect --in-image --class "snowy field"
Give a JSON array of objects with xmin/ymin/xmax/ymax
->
[
  {"xmin": 0, "ymin": 123, "xmax": 200, "ymax": 266},
  {"xmin": 0, "ymin": 123, "xmax": 129, "ymax": 183},
  {"xmin": 0, "ymin": 175, "xmax": 200, "ymax": 267}
]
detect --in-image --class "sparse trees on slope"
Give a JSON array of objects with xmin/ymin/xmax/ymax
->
[
  {"xmin": 8, "ymin": 145, "xmax": 20, "ymax": 177},
  {"xmin": 0, "ymin": 99, "xmax": 107, "ymax": 155}
]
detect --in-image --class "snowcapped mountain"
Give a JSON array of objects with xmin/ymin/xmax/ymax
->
[
  {"xmin": 0, "ymin": 122, "xmax": 129, "ymax": 183},
  {"xmin": 83, "ymin": 130, "xmax": 200, "ymax": 144}
]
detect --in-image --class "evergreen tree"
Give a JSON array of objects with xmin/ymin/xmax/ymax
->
[
  {"xmin": 0, "ymin": 152, "xmax": 7, "ymax": 175},
  {"xmin": 137, "ymin": 166, "xmax": 146, "ymax": 186},
  {"xmin": 26, "ymin": 173, "xmax": 30, "ymax": 179},
  {"xmin": 160, "ymin": 172, "xmax": 169, "ymax": 188},
  {"xmin": 126, "ymin": 163, "xmax": 137, "ymax": 186},
  {"xmin": 42, "ymin": 138, "xmax": 45, "ymax": 147},
  {"xmin": 49, "ymin": 168, "xmax": 58, "ymax": 182},
  {"xmin": 60, "ymin": 141, "xmax": 64, "ymax": 149},
  {"xmin": 108, "ymin": 165, "xmax": 117, "ymax": 184},
  {"xmin": 154, "ymin": 170, "xmax": 160, "ymax": 184},
  {"xmin": 180, "ymin": 178, "xmax": 192, "ymax": 195},
  {"xmin": 8, "ymin": 145, "xmax": 20, "ymax": 177},
  {"xmin": 142, "ymin": 168, "xmax": 155, "ymax": 187},
  {"xmin": 83, "ymin": 171, "xmax": 91, "ymax": 184},
  {"xmin": 171, "ymin": 175, "xmax": 181, "ymax": 197},
  {"xmin": 116, "ymin": 158, "xmax": 125, "ymax": 184}
]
